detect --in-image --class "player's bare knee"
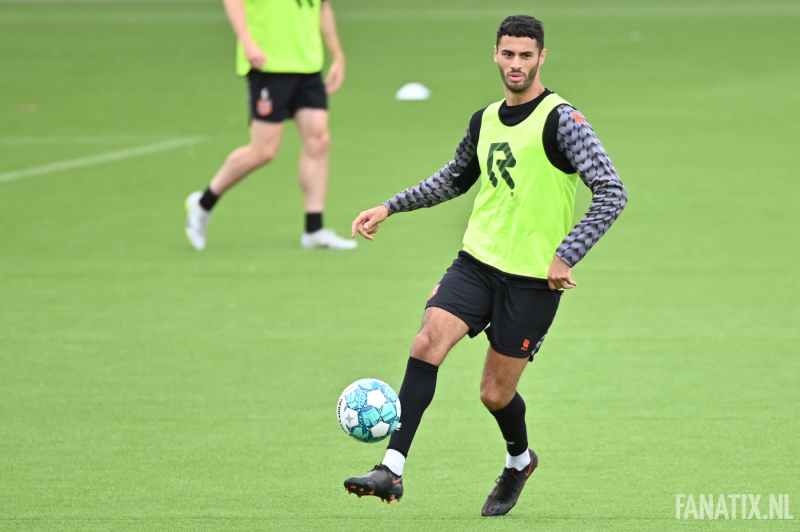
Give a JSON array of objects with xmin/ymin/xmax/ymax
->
[
  {"xmin": 251, "ymin": 144, "xmax": 278, "ymax": 166},
  {"xmin": 318, "ymin": 130, "xmax": 330, "ymax": 151},
  {"xmin": 305, "ymin": 131, "xmax": 329, "ymax": 157},
  {"xmin": 480, "ymin": 387, "xmax": 507, "ymax": 411},
  {"xmin": 410, "ymin": 329, "xmax": 444, "ymax": 365},
  {"xmin": 411, "ymin": 329, "xmax": 433, "ymax": 356}
]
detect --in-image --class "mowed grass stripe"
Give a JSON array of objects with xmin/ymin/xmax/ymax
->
[
  {"xmin": 0, "ymin": 136, "xmax": 177, "ymax": 146},
  {"xmin": 0, "ymin": 138, "xmax": 204, "ymax": 183}
]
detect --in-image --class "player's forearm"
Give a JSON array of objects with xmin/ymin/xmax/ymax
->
[
  {"xmin": 320, "ymin": 1, "xmax": 344, "ymax": 62},
  {"xmin": 556, "ymin": 179, "xmax": 627, "ymax": 267},
  {"xmin": 554, "ymin": 106, "xmax": 628, "ymax": 267},
  {"xmin": 222, "ymin": 0, "xmax": 254, "ymax": 46},
  {"xmin": 383, "ymin": 129, "xmax": 479, "ymax": 214}
]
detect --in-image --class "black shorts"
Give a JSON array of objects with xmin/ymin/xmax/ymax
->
[
  {"xmin": 426, "ymin": 252, "xmax": 562, "ymax": 360},
  {"xmin": 246, "ymin": 70, "xmax": 328, "ymax": 123}
]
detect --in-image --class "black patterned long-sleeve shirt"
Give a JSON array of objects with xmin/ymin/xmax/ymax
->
[{"xmin": 383, "ymin": 89, "xmax": 627, "ymax": 269}]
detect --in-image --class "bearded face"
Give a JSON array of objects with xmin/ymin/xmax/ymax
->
[
  {"xmin": 494, "ymin": 36, "xmax": 545, "ymax": 95},
  {"xmin": 499, "ymin": 61, "xmax": 539, "ymax": 93}
]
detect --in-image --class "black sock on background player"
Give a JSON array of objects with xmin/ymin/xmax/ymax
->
[
  {"xmin": 305, "ymin": 212, "xmax": 322, "ymax": 234},
  {"xmin": 489, "ymin": 392, "xmax": 528, "ymax": 459},
  {"xmin": 386, "ymin": 357, "xmax": 439, "ymax": 458},
  {"xmin": 199, "ymin": 189, "xmax": 324, "ymax": 235},
  {"xmin": 199, "ymin": 187, "xmax": 219, "ymax": 211}
]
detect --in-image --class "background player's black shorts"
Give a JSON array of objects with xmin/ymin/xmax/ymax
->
[
  {"xmin": 246, "ymin": 70, "xmax": 328, "ymax": 123},
  {"xmin": 426, "ymin": 252, "xmax": 562, "ymax": 360}
]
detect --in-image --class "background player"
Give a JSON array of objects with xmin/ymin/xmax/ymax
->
[
  {"xmin": 185, "ymin": 0, "xmax": 356, "ymax": 250},
  {"xmin": 345, "ymin": 15, "xmax": 627, "ymax": 516}
]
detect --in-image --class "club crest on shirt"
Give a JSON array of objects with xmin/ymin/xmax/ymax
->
[{"xmin": 256, "ymin": 88, "xmax": 272, "ymax": 116}]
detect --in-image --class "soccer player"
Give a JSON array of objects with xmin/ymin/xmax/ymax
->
[
  {"xmin": 345, "ymin": 15, "xmax": 628, "ymax": 516},
  {"xmin": 185, "ymin": 0, "xmax": 356, "ymax": 250}
]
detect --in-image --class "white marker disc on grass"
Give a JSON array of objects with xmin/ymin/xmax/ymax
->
[{"xmin": 395, "ymin": 83, "xmax": 431, "ymax": 101}]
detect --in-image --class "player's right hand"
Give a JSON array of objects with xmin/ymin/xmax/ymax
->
[
  {"xmin": 352, "ymin": 205, "xmax": 389, "ymax": 241},
  {"xmin": 244, "ymin": 41, "xmax": 267, "ymax": 71}
]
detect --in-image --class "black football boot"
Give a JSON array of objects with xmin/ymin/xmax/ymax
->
[
  {"xmin": 344, "ymin": 464, "xmax": 403, "ymax": 504},
  {"xmin": 481, "ymin": 448, "xmax": 538, "ymax": 516}
]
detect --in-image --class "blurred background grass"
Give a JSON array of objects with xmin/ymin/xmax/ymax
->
[{"xmin": 0, "ymin": 1, "xmax": 798, "ymax": 530}]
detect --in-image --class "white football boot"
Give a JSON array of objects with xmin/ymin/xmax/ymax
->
[
  {"xmin": 185, "ymin": 191, "xmax": 210, "ymax": 251},
  {"xmin": 301, "ymin": 228, "xmax": 358, "ymax": 250}
]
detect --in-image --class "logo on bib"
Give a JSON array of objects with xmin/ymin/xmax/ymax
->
[{"xmin": 487, "ymin": 142, "xmax": 516, "ymax": 189}]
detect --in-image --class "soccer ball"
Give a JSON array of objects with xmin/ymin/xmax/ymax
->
[{"xmin": 337, "ymin": 379, "xmax": 401, "ymax": 443}]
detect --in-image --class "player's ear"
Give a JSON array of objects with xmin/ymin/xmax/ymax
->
[
  {"xmin": 493, "ymin": 45, "xmax": 498, "ymax": 64},
  {"xmin": 539, "ymin": 48, "xmax": 547, "ymax": 66}
]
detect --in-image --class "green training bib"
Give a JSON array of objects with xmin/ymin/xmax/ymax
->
[
  {"xmin": 462, "ymin": 93, "xmax": 578, "ymax": 279},
  {"xmin": 236, "ymin": 0, "xmax": 324, "ymax": 76}
]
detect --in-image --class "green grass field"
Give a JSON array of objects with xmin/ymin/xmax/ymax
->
[{"xmin": 1, "ymin": 1, "xmax": 799, "ymax": 530}]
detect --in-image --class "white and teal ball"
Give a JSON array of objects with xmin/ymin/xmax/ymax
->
[{"xmin": 337, "ymin": 379, "xmax": 401, "ymax": 443}]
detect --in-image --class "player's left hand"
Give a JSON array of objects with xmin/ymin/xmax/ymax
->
[
  {"xmin": 325, "ymin": 58, "xmax": 345, "ymax": 94},
  {"xmin": 547, "ymin": 255, "xmax": 577, "ymax": 290}
]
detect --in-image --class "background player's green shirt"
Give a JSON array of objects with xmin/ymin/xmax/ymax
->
[
  {"xmin": 236, "ymin": 0, "xmax": 324, "ymax": 76},
  {"xmin": 462, "ymin": 93, "xmax": 578, "ymax": 279}
]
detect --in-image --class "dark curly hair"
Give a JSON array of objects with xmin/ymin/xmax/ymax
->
[{"xmin": 496, "ymin": 15, "xmax": 544, "ymax": 50}]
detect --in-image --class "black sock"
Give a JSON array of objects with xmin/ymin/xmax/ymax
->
[
  {"xmin": 387, "ymin": 357, "xmax": 439, "ymax": 458},
  {"xmin": 199, "ymin": 187, "xmax": 219, "ymax": 211},
  {"xmin": 305, "ymin": 212, "xmax": 323, "ymax": 233},
  {"xmin": 489, "ymin": 392, "xmax": 529, "ymax": 458}
]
